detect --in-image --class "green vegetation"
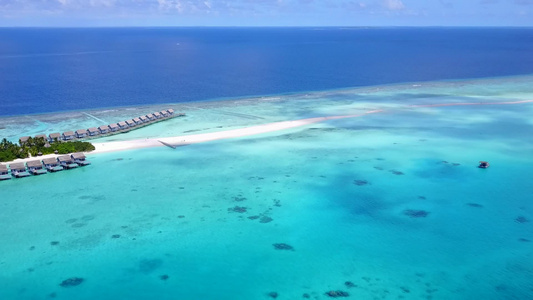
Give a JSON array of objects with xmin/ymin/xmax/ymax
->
[{"xmin": 0, "ymin": 137, "xmax": 95, "ymax": 162}]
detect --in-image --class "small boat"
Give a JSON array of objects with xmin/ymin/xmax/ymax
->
[{"xmin": 478, "ymin": 161, "xmax": 490, "ymax": 168}]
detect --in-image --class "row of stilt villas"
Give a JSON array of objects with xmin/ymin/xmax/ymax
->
[
  {"xmin": 19, "ymin": 108, "xmax": 184, "ymax": 144},
  {"xmin": 0, "ymin": 153, "xmax": 90, "ymax": 180}
]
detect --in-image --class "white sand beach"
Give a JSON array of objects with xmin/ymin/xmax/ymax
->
[{"xmin": 91, "ymin": 110, "xmax": 384, "ymax": 154}]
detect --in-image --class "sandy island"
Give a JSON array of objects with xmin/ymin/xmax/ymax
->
[
  {"xmin": 91, "ymin": 110, "xmax": 384, "ymax": 154},
  {"xmin": 2, "ymin": 99, "xmax": 532, "ymax": 164}
]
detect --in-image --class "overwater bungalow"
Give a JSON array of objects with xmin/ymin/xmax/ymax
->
[
  {"xmin": 0, "ymin": 164, "xmax": 11, "ymax": 180},
  {"xmin": 139, "ymin": 115, "xmax": 149, "ymax": 123},
  {"xmin": 49, "ymin": 133, "xmax": 61, "ymax": 143},
  {"xmin": 75, "ymin": 129, "xmax": 88, "ymax": 138},
  {"xmin": 87, "ymin": 127, "xmax": 100, "ymax": 136},
  {"xmin": 145, "ymin": 114, "xmax": 155, "ymax": 121},
  {"xmin": 43, "ymin": 157, "xmax": 63, "ymax": 172},
  {"xmin": 167, "ymin": 108, "xmax": 174, "ymax": 115},
  {"xmin": 26, "ymin": 160, "xmax": 47, "ymax": 175},
  {"xmin": 126, "ymin": 119, "xmax": 137, "ymax": 127},
  {"xmin": 153, "ymin": 112, "xmax": 162, "ymax": 119},
  {"xmin": 9, "ymin": 162, "xmax": 30, "ymax": 178},
  {"xmin": 62, "ymin": 131, "xmax": 76, "ymax": 141},
  {"xmin": 98, "ymin": 125, "xmax": 110, "ymax": 134},
  {"xmin": 160, "ymin": 110, "xmax": 169, "ymax": 117},
  {"xmin": 19, "ymin": 136, "xmax": 30, "ymax": 145},
  {"xmin": 109, "ymin": 123, "xmax": 120, "ymax": 132},
  {"xmin": 71, "ymin": 153, "xmax": 91, "ymax": 166},
  {"xmin": 57, "ymin": 155, "xmax": 78, "ymax": 169},
  {"xmin": 133, "ymin": 117, "xmax": 143, "ymax": 125},
  {"xmin": 117, "ymin": 121, "xmax": 129, "ymax": 130}
]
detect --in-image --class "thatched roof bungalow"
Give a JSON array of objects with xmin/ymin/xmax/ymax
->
[
  {"xmin": 75, "ymin": 129, "xmax": 88, "ymax": 138},
  {"xmin": 49, "ymin": 133, "xmax": 61, "ymax": 142},
  {"xmin": 57, "ymin": 155, "xmax": 78, "ymax": 169},
  {"xmin": 98, "ymin": 125, "xmax": 110, "ymax": 134},
  {"xmin": 27, "ymin": 160, "xmax": 47, "ymax": 175},
  {"xmin": 109, "ymin": 123, "xmax": 119, "ymax": 132},
  {"xmin": 71, "ymin": 152, "xmax": 91, "ymax": 166},
  {"xmin": 43, "ymin": 157, "xmax": 63, "ymax": 172},
  {"xmin": 126, "ymin": 119, "xmax": 136, "ymax": 127},
  {"xmin": 0, "ymin": 164, "xmax": 10, "ymax": 180},
  {"xmin": 9, "ymin": 162, "xmax": 30, "ymax": 178},
  {"xmin": 19, "ymin": 136, "xmax": 30, "ymax": 145},
  {"xmin": 117, "ymin": 121, "xmax": 128, "ymax": 130},
  {"xmin": 87, "ymin": 127, "xmax": 100, "ymax": 136},
  {"xmin": 62, "ymin": 131, "xmax": 75, "ymax": 141}
]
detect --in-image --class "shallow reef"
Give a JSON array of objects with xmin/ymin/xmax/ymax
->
[
  {"xmin": 403, "ymin": 209, "xmax": 429, "ymax": 218},
  {"xmin": 273, "ymin": 243, "xmax": 294, "ymax": 251},
  {"xmin": 59, "ymin": 277, "xmax": 84, "ymax": 287},
  {"xmin": 325, "ymin": 290, "xmax": 349, "ymax": 297}
]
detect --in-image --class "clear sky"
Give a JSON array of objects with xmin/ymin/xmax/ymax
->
[{"xmin": 0, "ymin": 0, "xmax": 531, "ymax": 27}]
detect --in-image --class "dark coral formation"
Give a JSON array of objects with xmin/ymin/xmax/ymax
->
[
  {"xmin": 267, "ymin": 292, "xmax": 278, "ymax": 298},
  {"xmin": 273, "ymin": 243, "xmax": 294, "ymax": 251},
  {"xmin": 515, "ymin": 216, "xmax": 529, "ymax": 223},
  {"xmin": 259, "ymin": 216, "xmax": 273, "ymax": 223},
  {"xmin": 353, "ymin": 179, "xmax": 369, "ymax": 186},
  {"xmin": 59, "ymin": 277, "xmax": 84, "ymax": 287},
  {"xmin": 403, "ymin": 209, "xmax": 429, "ymax": 218},
  {"xmin": 325, "ymin": 290, "xmax": 349, "ymax": 297},
  {"xmin": 345, "ymin": 281, "xmax": 357, "ymax": 288},
  {"xmin": 228, "ymin": 206, "xmax": 247, "ymax": 213},
  {"xmin": 390, "ymin": 170, "xmax": 404, "ymax": 175},
  {"xmin": 139, "ymin": 259, "xmax": 163, "ymax": 274}
]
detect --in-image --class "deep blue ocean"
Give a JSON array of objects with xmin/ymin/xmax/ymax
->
[{"xmin": 0, "ymin": 27, "xmax": 532, "ymax": 116}]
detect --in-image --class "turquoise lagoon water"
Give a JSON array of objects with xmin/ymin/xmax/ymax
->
[{"xmin": 1, "ymin": 76, "xmax": 533, "ymax": 299}]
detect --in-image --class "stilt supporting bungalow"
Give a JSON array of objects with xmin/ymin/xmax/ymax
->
[
  {"xmin": 26, "ymin": 160, "xmax": 47, "ymax": 175},
  {"xmin": 43, "ymin": 157, "xmax": 64, "ymax": 172},
  {"xmin": 9, "ymin": 162, "xmax": 30, "ymax": 178},
  {"xmin": 0, "ymin": 164, "xmax": 11, "ymax": 180}
]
